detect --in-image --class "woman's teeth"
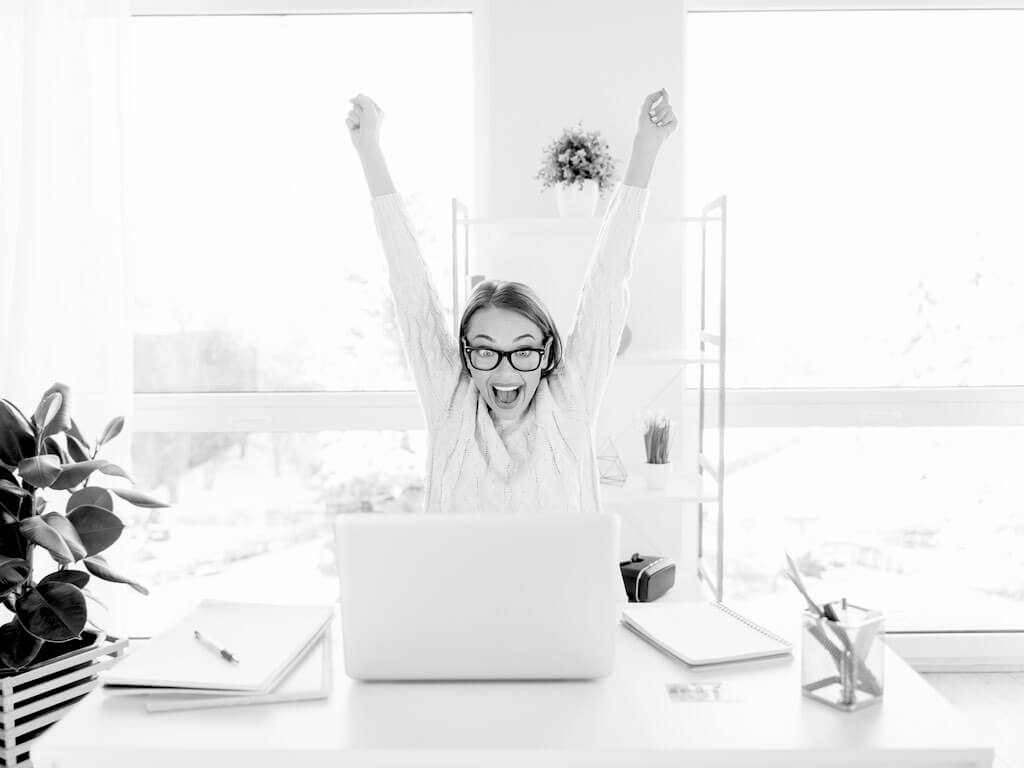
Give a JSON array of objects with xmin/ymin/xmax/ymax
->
[{"xmin": 492, "ymin": 385, "xmax": 522, "ymax": 406}]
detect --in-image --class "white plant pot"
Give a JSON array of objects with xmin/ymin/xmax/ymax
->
[
  {"xmin": 555, "ymin": 180, "xmax": 600, "ymax": 218},
  {"xmin": 0, "ymin": 632, "xmax": 128, "ymax": 766},
  {"xmin": 641, "ymin": 461, "xmax": 672, "ymax": 492}
]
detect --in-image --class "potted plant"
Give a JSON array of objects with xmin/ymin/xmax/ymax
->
[
  {"xmin": 535, "ymin": 121, "xmax": 618, "ymax": 217},
  {"xmin": 641, "ymin": 412, "xmax": 673, "ymax": 491},
  {"xmin": 0, "ymin": 382, "xmax": 168, "ymax": 764}
]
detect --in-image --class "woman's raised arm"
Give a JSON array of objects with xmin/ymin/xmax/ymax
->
[
  {"xmin": 347, "ymin": 94, "xmax": 462, "ymax": 428},
  {"xmin": 562, "ymin": 89, "xmax": 678, "ymax": 420}
]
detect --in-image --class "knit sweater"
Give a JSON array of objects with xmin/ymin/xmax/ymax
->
[{"xmin": 370, "ymin": 181, "xmax": 650, "ymax": 515}]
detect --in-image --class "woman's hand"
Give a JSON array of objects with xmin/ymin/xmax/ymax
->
[
  {"xmin": 346, "ymin": 93, "xmax": 384, "ymax": 154},
  {"xmin": 634, "ymin": 89, "xmax": 678, "ymax": 152}
]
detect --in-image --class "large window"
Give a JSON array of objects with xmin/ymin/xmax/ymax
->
[
  {"xmin": 128, "ymin": 13, "xmax": 472, "ymax": 392},
  {"xmin": 684, "ymin": 9, "xmax": 1024, "ymax": 628},
  {"xmin": 121, "ymin": 11, "xmax": 470, "ymax": 630}
]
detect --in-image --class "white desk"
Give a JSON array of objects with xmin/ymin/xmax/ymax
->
[{"xmin": 33, "ymin": 607, "xmax": 993, "ymax": 768}]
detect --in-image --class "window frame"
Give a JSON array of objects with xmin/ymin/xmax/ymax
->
[{"xmin": 128, "ymin": 0, "xmax": 1024, "ymax": 669}]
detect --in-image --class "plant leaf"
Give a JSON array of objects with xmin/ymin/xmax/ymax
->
[
  {"xmin": 67, "ymin": 486, "xmax": 114, "ymax": 515},
  {"xmin": 0, "ymin": 399, "xmax": 36, "ymax": 466},
  {"xmin": 43, "ymin": 434, "xmax": 71, "ymax": 465},
  {"xmin": 0, "ymin": 555, "xmax": 30, "ymax": 596},
  {"xmin": 66, "ymin": 506, "xmax": 124, "ymax": 557},
  {"xmin": 110, "ymin": 487, "xmax": 169, "ymax": 509},
  {"xmin": 16, "ymin": 582, "xmax": 88, "ymax": 642},
  {"xmin": 38, "ymin": 383, "xmax": 72, "ymax": 440},
  {"xmin": 0, "ymin": 468, "xmax": 22, "ymax": 520},
  {"xmin": 65, "ymin": 432, "xmax": 91, "ymax": 463},
  {"xmin": 0, "ymin": 522, "xmax": 27, "ymax": 559},
  {"xmin": 19, "ymin": 516, "xmax": 73, "ymax": 565},
  {"xmin": 0, "ymin": 479, "xmax": 30, "ymax": 498},
  {"xmin": 67, "ymin": 416, "xmax": 91, "ymax": 448},
  {"xmin": 42, "ymin": 512, "xmax": 89, "ymax": 561},
  {"xmin": 0, "ymin": 618, "xmax": 44, "ymax": 670},
  {"xmin": 50, "ymin": 460, "xmax": 109, "ymax": 491},
  {"xmin": 84, "ymin": 555, "xmax": 149, "ymax": 596},
  {"xmin": 33, "ymin": 392, "xmax": 62, "ymax": 436},
  {"xmin": 40, "ymin": 569, "xmax": 90, "ymax": 589},
  {"xmin": 97, "ymin": 416, "xmax": 125, "ymax": 448},
  {"xmin": 97, "ymin": 462, "xmax": 135, "ymax": 483},
  {"xmin": 17, "ymin": 454, "xmax": 62, "ymax": 489},
  {"xmin": 17, "ymin": 493, "xmax": 34, "ymax": 520}
]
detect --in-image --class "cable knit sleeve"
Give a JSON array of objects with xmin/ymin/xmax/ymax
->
[
  {"xmin": 370, "ymin": 192, "xmax": 462, "ymax": 428},
  {"xmin": 563, "ymin": 181, "xmax": 650, "ymax": 420}
]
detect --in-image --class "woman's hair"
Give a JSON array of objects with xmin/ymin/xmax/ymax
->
[{"xmin": 458, "ymin": 280, "xmax": 564, "ymax": 378}]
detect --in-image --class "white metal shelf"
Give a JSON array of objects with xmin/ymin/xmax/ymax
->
[{"xmin": 696, "ymin": 194, "xmax": 727, "ymax": 603}]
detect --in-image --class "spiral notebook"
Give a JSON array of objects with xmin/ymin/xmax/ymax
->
[{"xmin": 621, "ymin": 601, "xmax": 793, "ymax": 667}]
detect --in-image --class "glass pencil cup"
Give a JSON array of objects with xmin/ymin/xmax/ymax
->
[{"xmin": 801, "ymin": 604, "xmax": 885, "ymax": 712}]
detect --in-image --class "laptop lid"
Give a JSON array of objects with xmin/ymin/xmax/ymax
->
[{"xmin": 334, "ymin": 513, "xmax": 622, "ymax": 681}]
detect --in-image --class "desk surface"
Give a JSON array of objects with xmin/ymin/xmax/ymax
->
[{"xmin": 33, "ymin": 606, "xmax": 994, "ymax": 768}]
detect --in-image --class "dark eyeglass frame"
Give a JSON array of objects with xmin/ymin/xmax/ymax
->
[{"xmin": 461, "ymin": 339, "xmax": 549, "ymax": 372}]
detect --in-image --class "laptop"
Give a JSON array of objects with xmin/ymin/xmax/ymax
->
[{"xmin": 333, "ymin": 513, "xmax": 622, "ymax": 681}]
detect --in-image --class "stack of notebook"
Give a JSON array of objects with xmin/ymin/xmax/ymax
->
[{"xmin": 100, "ymin": 599, "xmax": 335, "ymax": 712}]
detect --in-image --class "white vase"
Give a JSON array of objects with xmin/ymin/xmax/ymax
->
[
  {"xmin": 555, "ymin": 180, "xmax": 599, "ymax": 218},
  {"xmin": 641, "ymin": 461, "xmax": 672, "ymax": 492}
]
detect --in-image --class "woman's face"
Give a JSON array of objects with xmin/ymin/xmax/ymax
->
[{"xmin": 463, "ymin": 306, "xmax": 552, "ymax": 422}]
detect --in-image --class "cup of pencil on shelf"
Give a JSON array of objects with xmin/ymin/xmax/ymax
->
[
  {"xmin": 641, "ymin": 412, "xmax": 673, "ymax": 491},
  {"xmin": 784, "ymin": 553, "xmax": 886, "ymax": 712}
]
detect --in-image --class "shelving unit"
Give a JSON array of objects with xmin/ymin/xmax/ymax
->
[
  {"xmin": 450, "ymin": 194, "xmax": 727, "ymax": 600},
  {"xmin": 696, "ymin": 195, "xmax": 727, "ymax": 603}
]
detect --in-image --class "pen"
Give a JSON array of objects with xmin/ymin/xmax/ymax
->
[{"xmin": 193, "ymin": 630, "xmax": 241, "ymax": 664}]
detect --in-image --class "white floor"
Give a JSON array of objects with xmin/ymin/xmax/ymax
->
[{"xmin": 922, "ymin": 672, "xmax": 1024, "ymax": 768}]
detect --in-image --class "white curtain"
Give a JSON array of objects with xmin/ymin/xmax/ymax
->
[{"xmin": 0, "ymin": 0, "xmax": 133, "ymax": 465}]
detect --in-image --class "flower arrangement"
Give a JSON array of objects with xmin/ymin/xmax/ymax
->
[
  {"xmin": 535, "ymin": 121, "xmax": 618, "ymax": 193},
  {"xmin": 0, "ymin": 383, "xmax": 168, "ymax": 672},
  {"xmin": 642, "ymin": 412, "xmax": 673, "ymax": 465}
]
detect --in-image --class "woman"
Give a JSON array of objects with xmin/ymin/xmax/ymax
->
[{"xmin": 347, "ymin": 89, "xmax": 677, "ymax": 515}]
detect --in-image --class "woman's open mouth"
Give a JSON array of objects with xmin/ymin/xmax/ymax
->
[{"xmin": 491, "ymin": 384, "xmax": 523, "ymax": 409}]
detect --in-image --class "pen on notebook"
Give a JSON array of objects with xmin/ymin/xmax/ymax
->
[{"xmin": 193, "ymin": 630, "xmax": 241, "ymax": 664}]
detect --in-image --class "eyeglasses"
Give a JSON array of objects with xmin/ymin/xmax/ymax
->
[{"xmin": 462, "ymin": 342, "xmax": 547, "ymax": 372}]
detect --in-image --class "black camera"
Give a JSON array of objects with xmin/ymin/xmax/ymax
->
[{"xmin": 619, "ymin": 552, "xmax": 676, "ymax": 602}]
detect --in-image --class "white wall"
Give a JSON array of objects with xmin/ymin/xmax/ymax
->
[{"xmin": 473, "ymin": 0, "xmax": 694, "ymax": 471}]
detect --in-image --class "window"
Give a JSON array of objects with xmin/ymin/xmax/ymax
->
[
  {"xmin": 122, "ymin": 10, "xmax": 470, "ymax": 628},
  {"xmin": 128, "ymin": 12, "xmax": 473, "ymax": 392},
  {"xmin": 685, "ymin": 8, "xmax": 1024, "ymax": 629}
]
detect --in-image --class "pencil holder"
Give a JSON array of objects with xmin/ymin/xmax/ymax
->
[{"xmin": 801, "ymin": 604, "xmax": 885, "ymax": 712}]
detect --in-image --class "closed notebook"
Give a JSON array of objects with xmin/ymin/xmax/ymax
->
[
  {"xmin": 100, "ymin": 599, "xmax": 335, "ymax": 693},
  {"xmin": 621, "ymin": 601, "xmax": 793, "ymax": 666}
]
